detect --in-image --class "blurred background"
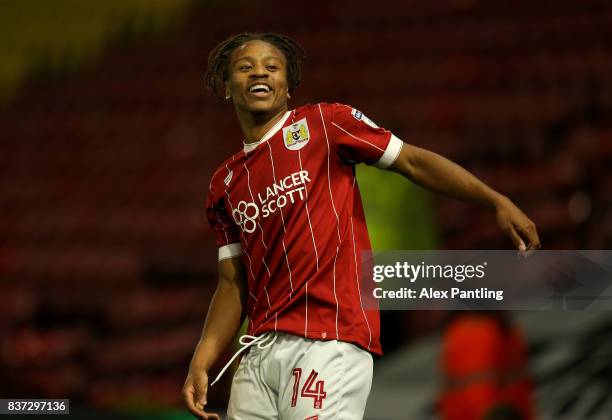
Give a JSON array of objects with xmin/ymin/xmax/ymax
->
[{"xmin": 0, "ymin": 0, "xmax": 611, "ymax": 418}]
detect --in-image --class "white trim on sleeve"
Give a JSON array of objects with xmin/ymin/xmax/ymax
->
[
  {"xmin": 218, "ymin": 243, "xmax": 243, "ymax": 261},
  {"xmin": 374, "ymin": 134, "xmax": 403, "ymax": 169}
]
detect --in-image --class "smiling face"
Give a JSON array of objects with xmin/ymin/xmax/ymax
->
[{"xmin": 225, "ymin": 40, "xmax": 290, "ymax": 117}]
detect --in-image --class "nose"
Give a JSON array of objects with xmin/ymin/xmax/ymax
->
[{"xmin": 250, "ymin": 63, "xmax": 269, "ymax": 79}]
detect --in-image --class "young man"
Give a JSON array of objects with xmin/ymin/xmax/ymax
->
[{"xmin": 183, "ymin": 33, "xmax": 540, "ymax": 420}]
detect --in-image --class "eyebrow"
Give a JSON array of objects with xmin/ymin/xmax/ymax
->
[{"xmin": 233, "ymin": 55, "xmax": 283, "ymax": 63}]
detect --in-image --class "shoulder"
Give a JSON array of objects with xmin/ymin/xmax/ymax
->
[
  {"xmin": 292, "ymin": 102, "xmax": 322, "ymax": 118},
  {"xmin": 293, "ymin": 102, "xmax": 355, "ymax": 120}
]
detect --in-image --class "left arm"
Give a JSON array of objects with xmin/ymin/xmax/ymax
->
[{"xmin": 388, "ymin": 143, "xmax": 541, "ymax": 251}]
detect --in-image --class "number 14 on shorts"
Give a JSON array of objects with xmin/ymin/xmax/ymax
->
[{"xmin": 291, "ymin": 368, "xmax": 327, "ymax": 409}]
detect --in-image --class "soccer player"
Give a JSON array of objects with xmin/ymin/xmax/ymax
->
[{"xmin": 182, "ymin": 33, "xmax": 540, "ymax": 419}]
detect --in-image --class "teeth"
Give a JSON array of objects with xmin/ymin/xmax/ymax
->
[{"xmin": 249, "ymin": 84, "xmax": 270, "ymax": 92}]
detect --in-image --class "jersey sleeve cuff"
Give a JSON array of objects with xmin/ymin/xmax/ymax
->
[
  {"xmin": 374, "ymin": 134, "xmax": 403, "ymax": 169},
  {"xmin": 218, "ymin": 243, "xmax": 242, "ymax": 261}
]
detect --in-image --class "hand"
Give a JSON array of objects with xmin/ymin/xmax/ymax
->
[
  {"xmin": 494, "ymin": 196, "xmax": 541, "ymax": 253},
  {"xmin": 182, "ymin": 368, "xmax": 221, "ymax": 420}
]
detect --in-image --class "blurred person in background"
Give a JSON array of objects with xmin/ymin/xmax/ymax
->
[{"xmin": 439, "ymin": 312, "xmax": 535, "ymax": 420}]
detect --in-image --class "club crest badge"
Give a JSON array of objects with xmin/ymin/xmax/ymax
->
[{"xmin": 282, "ymin": 118, "xmax": 310, "ymax": 151}]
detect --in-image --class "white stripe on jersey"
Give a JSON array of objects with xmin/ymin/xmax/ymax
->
[
  {"xmin": 263, "ymin": 286, "xmax": 277, "ymax": 331},
  {"xmin": 297, "ymin": 150, "xmax": 319, "ymax": 271},
  {"xmin": 333, "ymin": 245, "xmax": 340, "ymax": 339},
  {"xmin": 282, "ymin": 241, "xmax": 293, "ymax": 297},
  {"xmin": 350, "ymin": 175, "xmax": 372, "ymax": 350},
  {"xmin": 214, "ymin": 205, "xmax": 229, "ymax": 244},
  {"xmin": 224, "ymin": 163, "xmax": 256, "ymax": 292},
  {"xmin": 331, "ymin": 122, "xmax": 385, "ymax": 153},
  {"xmin": 320, "ymin": 113, "xmax": 342, "ymax": 242},
  {"xmin": 210, "ymin": 178, "xmax": 230, "ymax": 245},
  {"xmin": 243, "ymin": 251, "xmax": 256, "ymax": 296},
  {"xmin": 244, "ymin": 161, "xmax": 275, "ymax": 332},
  {"xmin": 305, "ymin": 277, "xmax": 308, "ymax": 337},
  {"xmin": 266, "ymin": 142, "xmax": 287, "ymax": 234},
  {"xmin": 318, "ymin": 104, "xmax": 341, "ymax": 341},
  {"xmin": 300, "ymin": 127, "xmax": 312, "ymax": 336},
  {"xmin": 266, "ymin": 141, "xmax": 294, "ymax": 296},
  {"xmin": 244, "ymin": 163, "xmax": 272, "ymax": 278}
]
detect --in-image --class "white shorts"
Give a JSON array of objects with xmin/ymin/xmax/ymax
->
[{"xmin": 227, "ymin": 332, "xmax": 374, "ymax": 420}]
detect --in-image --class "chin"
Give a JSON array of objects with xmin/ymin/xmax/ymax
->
[
  {"xmin": 249, "ymin": 106, "xmax": 271, "ymax": 115},
  {"xmin": 247, "ymin": 102, "xmax": 279, "ymax": 115}
]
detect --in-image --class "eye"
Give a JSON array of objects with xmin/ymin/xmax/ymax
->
[
  {"xmin": 266, "ymin": 65, "xmax": 278, "ymax": 71},
  {"xmin": 239, "ymin": 65, "xmax": 252, "ymax": 71}
]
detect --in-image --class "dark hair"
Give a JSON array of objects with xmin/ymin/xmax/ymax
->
[{"xmin": 205, "ymin": 32, "xmax": 306, "ymax": 100}]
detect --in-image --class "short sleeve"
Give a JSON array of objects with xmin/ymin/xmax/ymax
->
[
  {"xmin": 205, "ymin": 183, "xmax": 242, "ymax": 261},
  {"xmin": 330, "ymin": 103, "xmax": 403, "ymax": 168}
]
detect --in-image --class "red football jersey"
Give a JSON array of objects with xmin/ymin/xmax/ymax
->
[{"xmin": 206, "ymin": 102, "xmax": 403, "ymax": 355}]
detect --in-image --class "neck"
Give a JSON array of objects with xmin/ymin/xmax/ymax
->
[{"xmin": 236, "ymin": 106, "xmax": 289, "ymax": 144}]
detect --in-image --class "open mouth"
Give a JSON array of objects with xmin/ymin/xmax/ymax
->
[{"xmin": 248, "ymin": 84, "xmax": 272, "ymax": 97}]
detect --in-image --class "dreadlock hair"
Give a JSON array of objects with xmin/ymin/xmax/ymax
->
[{"xmin": 205, "ymin": 32, "xmax": 306, "ymax": 100}]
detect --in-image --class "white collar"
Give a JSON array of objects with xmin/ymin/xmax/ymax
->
[{"xmin": 243, "ymin": 110, "xmax": 292, "ymax": 153}]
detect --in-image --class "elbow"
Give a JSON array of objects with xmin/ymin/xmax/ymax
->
[{"xmin": 390, "ymin": 143, "xmax": 420, "ymax": 181}]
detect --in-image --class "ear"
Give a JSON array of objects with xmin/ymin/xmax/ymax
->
[{"xmin": 225, "ymin": 85, "xmax": 232, "ymax": 101}]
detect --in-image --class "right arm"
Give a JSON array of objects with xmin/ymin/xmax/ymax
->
[{"xmin": 183, "ymin": 256, "xmax": 247, "ymax": 419}]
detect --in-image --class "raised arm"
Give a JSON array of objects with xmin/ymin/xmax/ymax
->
[
  {"xmin": 388, "ymin": 143, "xmax": 541, "ymax": 251},
  {"xmin": 183, "ymin": 256, "xmax": 248, "ymax": 419}
]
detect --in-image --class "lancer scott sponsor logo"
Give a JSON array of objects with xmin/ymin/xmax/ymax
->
[{"xmin": 232, "ymin": 170, "xmax": 311, "ymax": 233}]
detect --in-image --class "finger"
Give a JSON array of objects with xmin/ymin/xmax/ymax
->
[
  {"xmin": 197, "ymin": 407, "xmax": 220, "ymax": 420},
  {"xmin": 185, "ymin": 399, "xmax": 206, "ymax": 419},
  {"xmin": 514, "ymin": 229, "xmax": 536, "ymax": 257},
  {"xmin": 194, "ymin": 377, "xmax": 209, "ymax": 407},
  {"xmin": 517, "ymin": 221, "xmax": 541, "ymax": 252},
  {"xmin": 203, "ymin": 412, "xmax": 221, "ymax": 420},
  {"xmin": 183, "ymin": 387, "xmax": 207, "ymax": 419},
  {"xmin": 506, "ymin": 225, "xmax": 526, "ymax": 252}
]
